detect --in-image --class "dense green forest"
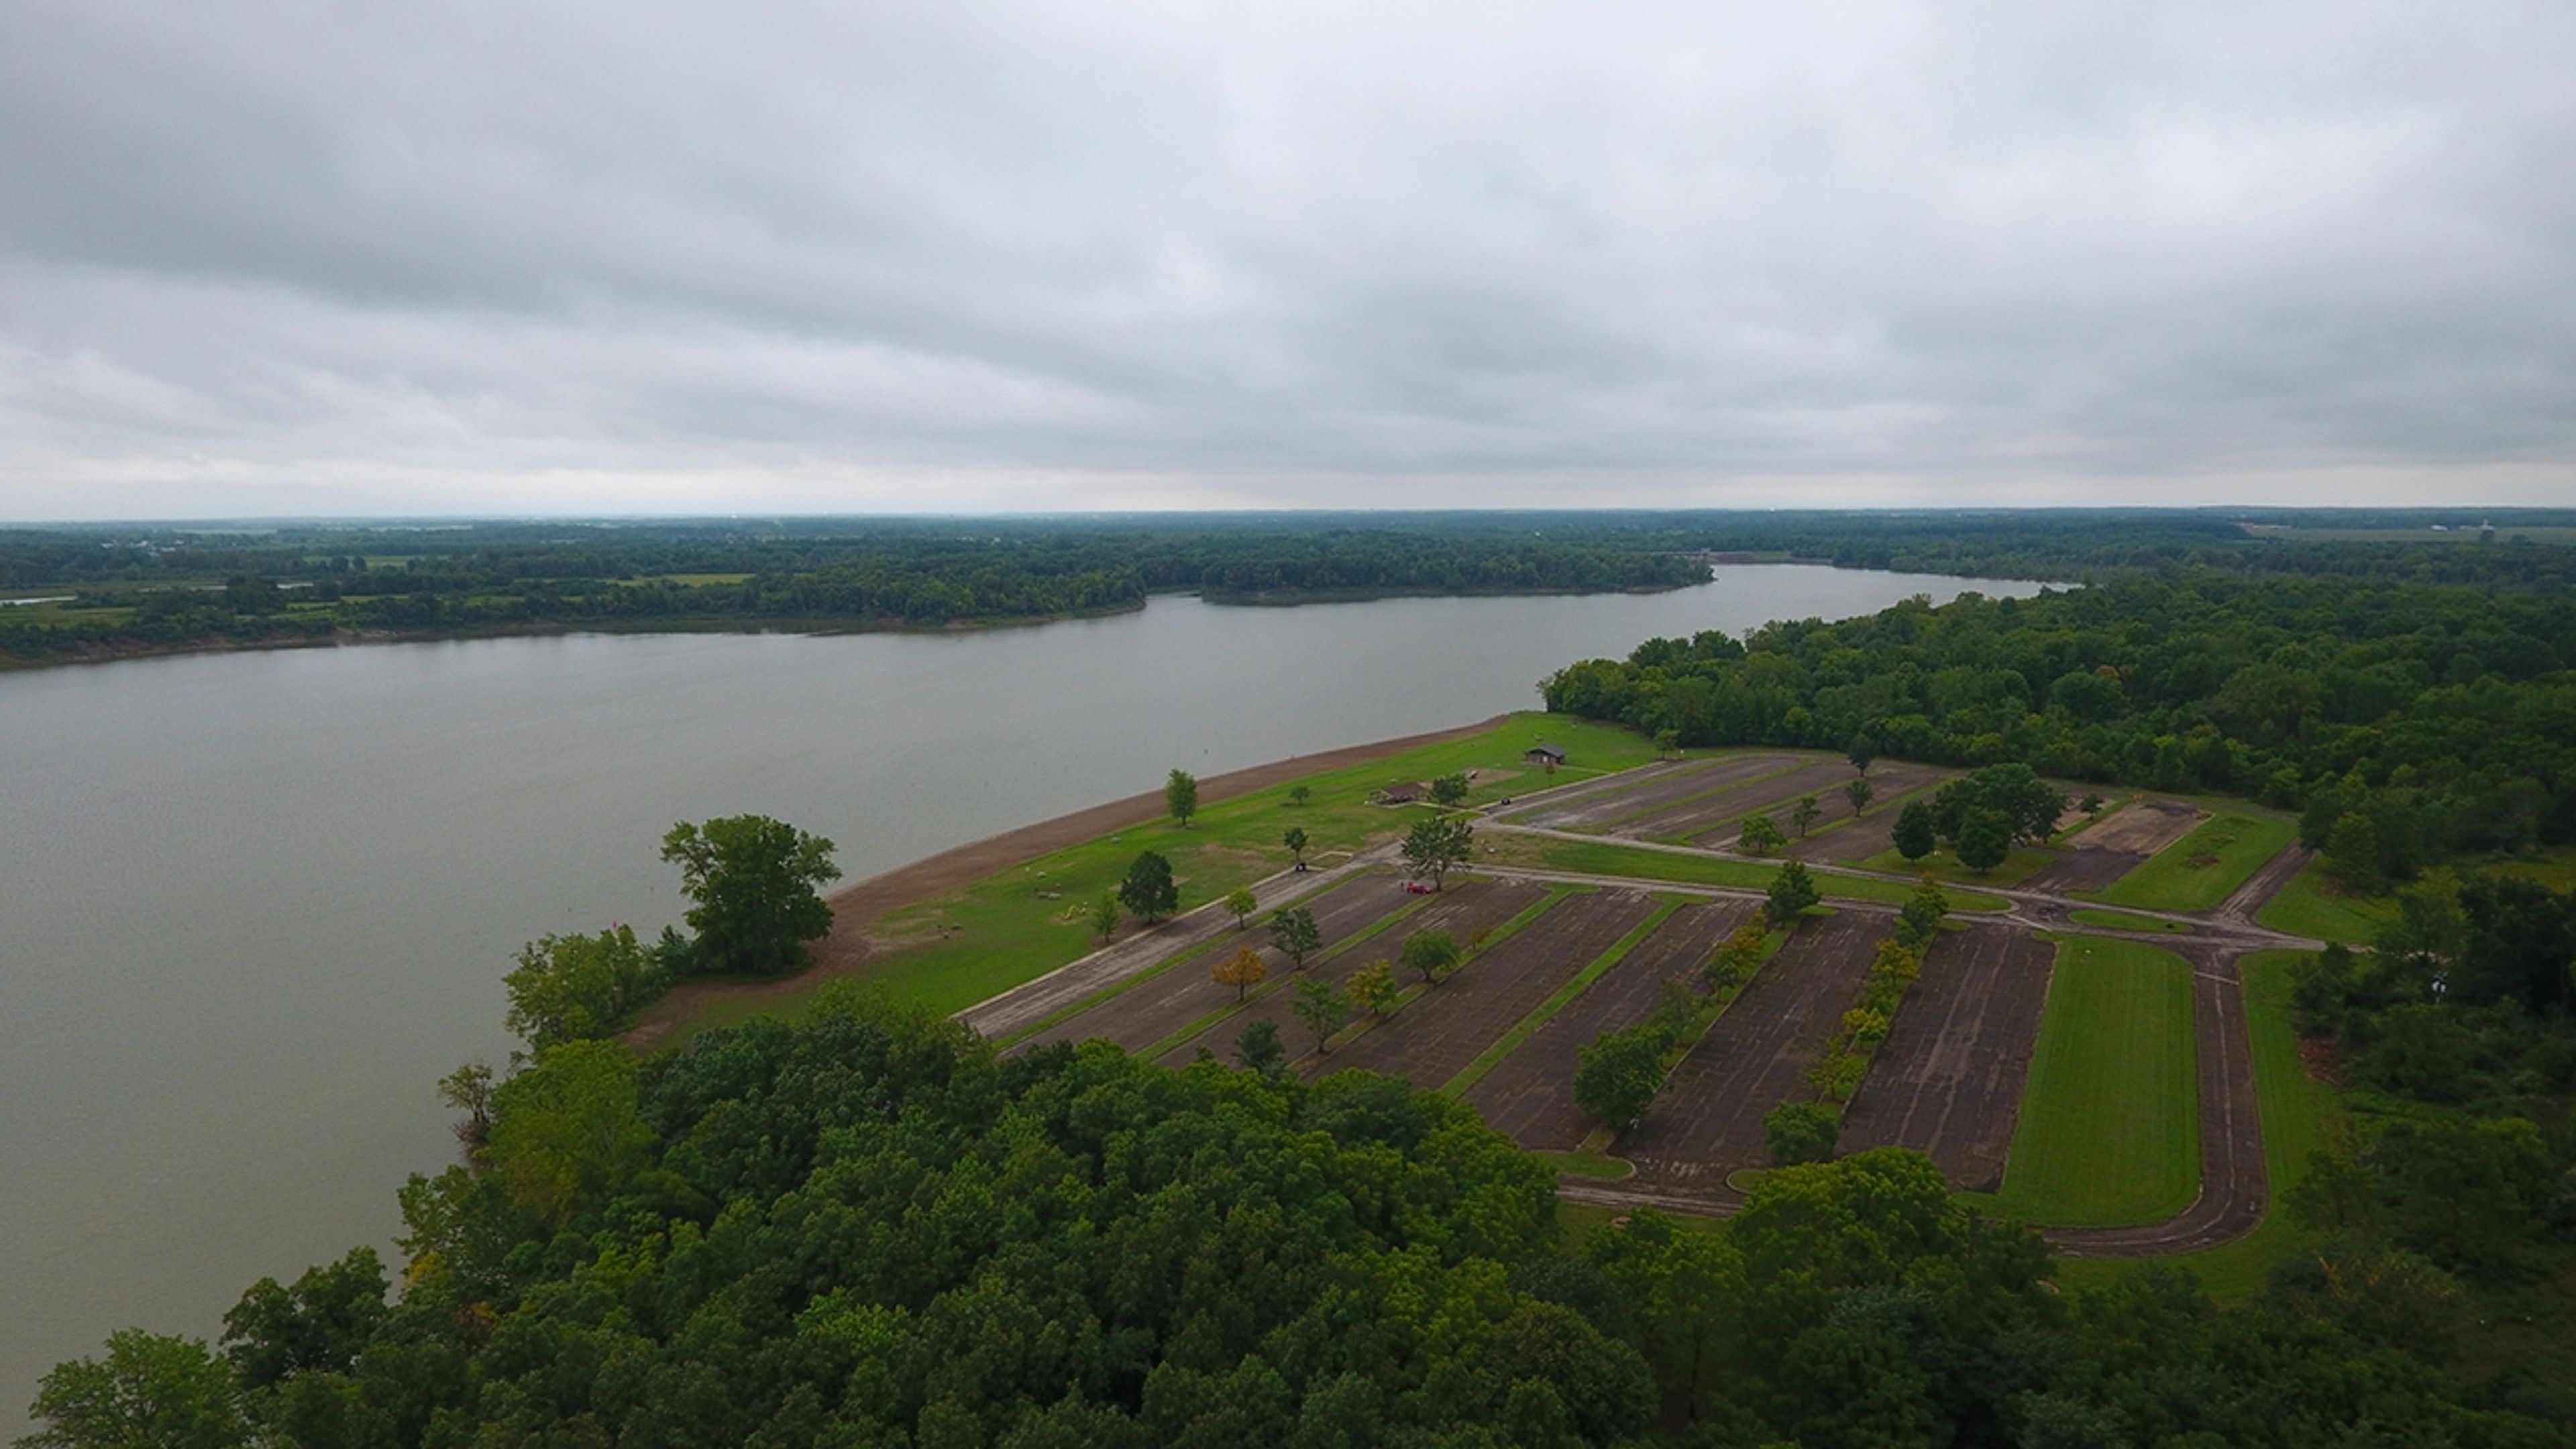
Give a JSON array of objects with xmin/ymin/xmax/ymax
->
[
  {"xmin": 26, "ymin": 991, "xmax": 2569, "ymax": 1448},
  {"xmin": 1543, "ymin": 548, "xmax": 2576, "ymax": 879}
]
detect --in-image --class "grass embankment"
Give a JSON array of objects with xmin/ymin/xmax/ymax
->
[
  {"xmin": 656, "ymin": 713, "xmax": 1660, "ymax": 1044},
  {"xmin": 2053, "ymin": 951, "xmax": 2339, "ymax": 1297},
  {"xmin": 2092, "ymin": 814, "xmax": 2299, "ymax": 912},
  {"xmin": 1489, "ymin": 834, "xmax": 2010, "ymax": 912},
  {"xmin": 2253, "ymin": 856, "xmax": 2396, "ymax": 943},
  {"xmin": 2065, "ymin": 908, "xmax": 2192, "ymax": 935},
  {"xmin": 1966, "ymin": 935, "xmax": 2199, "ymax": 1228}
]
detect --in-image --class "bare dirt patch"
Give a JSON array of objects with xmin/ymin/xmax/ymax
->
[
  {"xmin": 1835, "ymin": 926, "xmax": 2055, "ymax": 1191},
  {"xmin": 1621, "ymin": 912, "xmax": 1882, "ymax": 1188},
  {"xmin": 1320, "ymin": 889, "xmax": 1661, "ymax": 1087},
  {"xmin": 1466, "ymin": 900, "xmax": 1753, "ymax": 1151},
  {"xmin": 2070, "ymin": 799, "xmax": 2206, "ymax": 855}
]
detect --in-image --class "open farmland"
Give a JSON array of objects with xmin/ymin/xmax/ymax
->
[
  {"xmin": 1466, "ymin": 899, "xmax": 1752, "ymax": 1150},
  {"xmin": 1834, "ymin": 926, "xmax": 2056, "ymax": 1191},
  {"xmin": 1621, "ymin": 912, "xmax": 1884, "ymax": 1190},
  {"xmin": 1319, "ymin": 888, "xmax": 1661, "ymax": 1088},
  {"xmin": 1017, "ymin": 871, "xmax": 1412, "ymax": 1053},
  {"xmin": 1153, "ymin": 876, "xmax": 1554, "ymax": 1064}
]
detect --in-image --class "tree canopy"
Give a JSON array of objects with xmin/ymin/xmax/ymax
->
[{"xmin": 659, "ymin": 814, "xmax": 841, "ymax": 977}]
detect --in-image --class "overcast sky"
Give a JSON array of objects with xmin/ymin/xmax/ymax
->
[{"xmin": 2, "ymin": 3, "xmax": 2571, "ymax": 520}]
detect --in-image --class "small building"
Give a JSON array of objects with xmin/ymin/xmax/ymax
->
[
  {"xmin": 1524, "ymin": 744, "xmax": 1568, "ymax": 766},
  {"xmin": 1375, "ymin": 782, "xmax": 1428, "ymax": 804}
]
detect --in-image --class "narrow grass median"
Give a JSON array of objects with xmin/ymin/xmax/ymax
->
[
  {"xmin": 1491, "ymin": 834, "xmax": 2010, "ymax": 912},
  {"xmin": 2092, "ymin": 814, "xmax": 2298, "ymax": 913},
  {"xmin": 1965, "ymin": 934, "xmax": 2199, "ymax": 1228}
]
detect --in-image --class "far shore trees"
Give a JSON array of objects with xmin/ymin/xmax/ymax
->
[
  {"xmin": 1120, "ymin": 851, "xmax": 1179, "ymax": 922},
  {"xmin": 1212, "ymin": 945, "xmax": 1268, "ymax": 1000},
  {"xmin": 1401, "ymin": 816, "xmax": 1474, "ymax": 890},
  {"xmin": 1224, "ymin": 887, "xmax": 1258, "ymax": 930},
  {"xmin": 1269, "ymin": 906, "xmax": 1322, "ymax": 969},
  {"xmin": 659, "ymin": 814, "xmax": 841, "ymax": 977},
  {"xmin": 1399, "ymin": 928, "xmax": 1462, "ymax": 987},
  {"xmin": 1165, "ymin": 769, "xmax": 1199, "ymax": 827}
]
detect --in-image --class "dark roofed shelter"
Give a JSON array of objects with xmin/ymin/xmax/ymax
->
[{"xmin": 1525, "ymin": 745, "xmax": 1568, "ymax": 765}]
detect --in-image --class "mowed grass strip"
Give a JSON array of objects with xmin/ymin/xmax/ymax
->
[
  {"xmin": 2092, "ymin": 814, "xmax": 2298, "ymax": 913},
  {"xmin": 1495, "ymin": 834, "xmax": 2010, "ymax": 912},
  {"xmin": 1440, "ymin": 897, "xmax": 1683, "ymax": 1096},
  {"xmin": 2055, "ymin": 951, "xmax": 2338, "ymax": 1298},
  {"xmin": 1968, "ymin": 934, "xmax": 2199, "ymax": 1228},
  {"xmin": 2253, "ymin": 855, "xmax": 2396, "ymax": 944}
]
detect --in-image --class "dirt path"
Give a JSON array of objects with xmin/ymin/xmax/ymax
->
[{"xmin": 626, "ymin": 714, "xmax": 1507, "ymax": 1044}]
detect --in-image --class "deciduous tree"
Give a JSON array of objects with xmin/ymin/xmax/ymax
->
[
  {"xmin": 1292, "ymin": 978, "xmax": 1351, "ymax": 1053},
  {"xmin": 1430, "ymin": 772, "xmax": 1470, "ymax": 806},
  {"xmin": 1283, "ymin": 825, "xmax": 1309, "ymax": 867},
  {"xmin": 1234, "ymin": 1018, "xmax": 1285, "ymax": 1074},
  {"xmin": 1843, "ymin": 778, "xmax": 1873, "ymax": 816},
  {"xmin": 1574, "ymin": 1024, "xmax": 1671, "ymax": 1128},
  {"xmin": 1287, "ymin": 784, "xmax": 1311, "ymax": 807},
  {"xmin": 1765, "ymin": 861, "xmax": 1821, "ymax": 928},
  {"xmin": 1224, "ymin": 886, "xmax": 1258, "ymax": 930},
  {"xmin": 23, "ymin": 1330, "xmax": 251, "ymax": 1449},
  {"xmin": 1212, "ymin": 945, "xmax": 1269, "ymax": 1000},
  {"xmin": 1165, "ymin": 769, "xmax": 1199, "ymax": 826},
  {"xmin": 1090, "ymin": 889, "xmax": 1120, "ymax": 943},
  {"xmin": 1737, "ymin": 814, "xmax": 1786, "ymax": 856},
  {"xmin": 659, "ymin": 815, "xmax": 841, "ymax": 977},
  {"xmin": 1704, "ymin": 920, "xmax": 1770, "ymax": 994},
  {"xmin": 1791, "ymin": 794, "xmax": 1821, "ymax": 839},
  {"xmin": 1401, "ymin": 816, "xmax": 1474, "ymax": 889},
  {"xmin": 1764, "ymin": 1102, "xmax": 1839, "ymax": 1165},
  {"xmin": 1268, "ymin": 906, "xmax": 1322, "ymax": 969},
  {"xmin": 1893, "ymin": 801, "xmax": 1937, "ymax": 862},
  {"xmin": 1350, "ymin": 959, "xmax": 1399, "ymax": 1016},
  {"xmin": 1119, "ymin": 851, "xmax": 1179, "ymax": 922},
  {"xmin": 1955, "ymin": 808, "xmax": 2011, "ymax": 873},
  {"xmin": 502, "ymin": 924, "xmax": 666, "ymax": 1049},
  {"xmin": 1399, "ymin": 928, "xmax": 1462, "ymax": 987}
]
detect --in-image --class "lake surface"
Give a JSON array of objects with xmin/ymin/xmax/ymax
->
[{"xmin": 0, "ymin": 565, "xmax": 2038, "ymax": 1418}]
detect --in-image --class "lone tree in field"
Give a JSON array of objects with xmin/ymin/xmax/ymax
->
[
  {"xmin": 1574, "ymin": 1022, "xmax": 1671, "ymax": 1129},
  {"xmin": 1234, "ymin": 1018, "xmax": 1285, "ymax": 1075},
  {"xmin": 1765, "ymin": 860, "xmax": 1821, "ymax": 928},
  {"xmin": 1165, "ymin": 769, "xmax": 1199, "ymax": 827},
  {"xmin": 1893, "ymin": 800, "xmax": 1937, "ymax": 863},
  {"xmin": 1119, "ymin": 851, "xmax": 1180, "ymax": 922},
  {"xmin": 1292, "ymin": 977, "xmax": 1351, "ymax": 1054},
  {"xmin": 1792, "ymin": 794, "xmax": 1822, "ymax": 839},
  {"xmin": 1350, "ymin": 959, "xmax": 1399, "ymax": 1017},
  {"xmin": 1212, "ymin": 944, "xmax": 1269, "ymax": 1000},
  {"xmin": 1399, "ymin": 928, "xmax": 1462, "ymax": 987},
  {"xmin": 1843, "ymin": 778, "xmax": 1874, "ymax": 817},
  {"xmin": 1089, "ymin": 890, "xmax": 1120, "ymax": 944},
  {"xmin": 1429, "ymin": 772, "xmax": 1470, "ymax": 807},
  {"xmin": 1654, "ymin": 729, "xmax": 1680, "ymax": 759},
  {"xmin": 1268, "ymin": 905, "xmax": 1322, "ymax": 969},
  {"xmin": 1283, "ymin": 825, "xmax": 1309, "ymax": 868},
  {"xmin": 1737, "ymin": 813, "xmax": 1786, "ymax": 856},
  {"xmin": 1288, "ymin": 784, "xmax": 1311, "ymax": 807},
  {"xmin": 1224, "ymin": 886, "xmax": 1259, "ymax": 930},
  {"xmin": 659, "ymin": 815, "xmax": 842, "ymax": 977},
  {"xmin": 1401, "ymin": 816, "xmax": 1474, "ymax": 890}
]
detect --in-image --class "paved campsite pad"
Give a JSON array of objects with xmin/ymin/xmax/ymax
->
[
  {"xmin": 1466, "ymin": 900, "xmax": 1753, "ymax": 1150},
  {"xmin": 1622, "ymin": 912, "xmax": 1884, "ymax": 1187},
  {"xmin": 1020, "ymin": 872, "xmax": 1411, "ymax": 1053},
  {"xmin": 1611, "ymin": 759, "xmax": 1876, "ymax": 842},
  {"xmin": 1834, "ymin": 927, "xmax": 2055, "ymax": 1191},
  {"xmin": 1489, "ymin": 759, "xmax": 1707, "ymax": 825},
  {"xmin": 1505, "ymin": 755, "xmax": 1808, "ymax": 833},
  {"xmin": 1319, "ymin": 888, "xmax": 1662, "ymax": 1087},
  {"xmin": 1155, "ymin": 877, "xmax": 1553, "ymax": 1065}
]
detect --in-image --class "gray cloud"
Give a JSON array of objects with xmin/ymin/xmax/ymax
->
[{"xmin": 1, "ymin": 1, "xmax": 2571, "ymax": 517}]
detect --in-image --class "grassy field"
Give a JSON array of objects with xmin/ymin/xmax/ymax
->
[
  {"xmin": 2092, "ymin": 814, "xmax": 2299, "ymax": 913},
  {"xmin": 1489, "ymin": 833, "xmax": 2010, "ymax": 912},
  {"xmin": 1856, "ymin": 842, "xmax": 2058, "ymax": 889},
  {"xmin": 1966, "ymin": 935, "xmax": 2200, "ymax": 1228},
  {"xmin": 2065, "ymin": 908, "xmax": 2192, "ymax": 934},
  {"xmin": 2253, "ymin": 855, "xmax": 2396, "ymax": 943},
  {"xmin": 2490, "ymin": 847, "xmax": 2576, "ymax": 892},
  {"xmin": 2053, "ymin": 951, "xmax": 2339, "ymax": 1298},
  {"xmin": 655, "ymin": 713, "xmax": 1659, "ymax": 1042}
]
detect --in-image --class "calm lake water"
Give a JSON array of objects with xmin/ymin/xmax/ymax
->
[{"xmin": 0, "ymin": 566, "xmax": 2037, "ymax": 1418}]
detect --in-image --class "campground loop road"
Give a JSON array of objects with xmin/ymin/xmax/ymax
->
[{"xmin": 1474, "ymin": 815, "xmax": 2320, "ymax": 1259}]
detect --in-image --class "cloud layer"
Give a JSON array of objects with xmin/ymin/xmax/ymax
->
[{"xmin": 3, "ymin": 2, "xmax": 2572, "ymax": 517}]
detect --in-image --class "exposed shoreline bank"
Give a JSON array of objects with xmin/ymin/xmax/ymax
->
[{"xmin": 625, "ymin": 712, "xmax": 1511, "ymax": 1044}]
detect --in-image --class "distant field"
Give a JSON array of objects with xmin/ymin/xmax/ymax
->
[
  {"xmin": 1967, "ymin": 935, "xmax": 2198, "ymax": 1228},
  {"xmin": 2092, "ymin": 814, "xmax": 2297, "ymax": 912},
  {"xmin": 2254, "ymin": 856, "xmax": 2396, "ymax": 944},
  {"xmin": 2249, "ymin": 525, "xmax": 2576, "ymax": 546}
]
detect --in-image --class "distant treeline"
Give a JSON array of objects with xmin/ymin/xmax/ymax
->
[{"xmin": 1544, "ymin": 549, "xmax": 2576, "ymax": 875}]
